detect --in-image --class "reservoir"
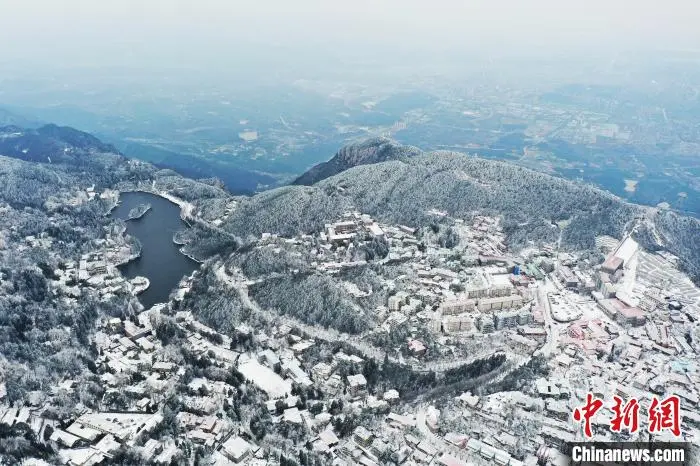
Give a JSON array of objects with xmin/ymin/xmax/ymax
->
[{"xmin": 111, "ymin": 191, "xmax": 198, "ymax": 308}]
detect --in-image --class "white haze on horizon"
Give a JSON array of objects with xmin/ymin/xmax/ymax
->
[{"xmin": 1, "ymin": 0, "xmax": 698, "ymax": 65}]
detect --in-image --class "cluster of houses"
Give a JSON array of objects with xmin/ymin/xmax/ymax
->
[
  {"xmin": 319, "ymin": 396, "xmax": 532, "ymax": 466},
  {"xmin": 46, "ymin": 240, "xmax": 145, "ymax": 306},
  {"xmin": 341, "ymin": 229, "xmax": 700, "ymax": 465},
  {"xmin": 509, "ymin": 236, "xmax": 700, "ymax": 463},
  {"xmin": 251, "ymin": 213, "xmax": 548, "ymax": 365},
  {"xmin": 7, "ymin": 194, "xmax": 700, "ymax": 466}
]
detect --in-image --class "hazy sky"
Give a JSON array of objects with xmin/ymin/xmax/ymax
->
[{"xmin": 1, "ymin": 0, "xmax": 698, "ymax": 71}]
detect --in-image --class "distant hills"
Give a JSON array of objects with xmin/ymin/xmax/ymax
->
[
  {"xmin": 0, "ymin": 124, "xmax": 120, "ymax": 163},
  {"xmin": 114, "ymin": 139, "xmax": 277, "ymax": 195},
  {"xmin": 0, "ymin": 107, "xmax": 41, "ymax": 128},
  {"xmin": 1, "ymin": 125, "xmax": 697, "ymax": 284},
  {"xmin": 0, "ymin": 124, "xmax": 273, "ymax": 194}
]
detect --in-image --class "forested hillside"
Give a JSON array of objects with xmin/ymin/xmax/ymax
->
[
  {"xmin": 226, "ymin": 147, "xmax": 700, "ymax": 283},
  {"xmin": 229, "ymin": 152, "xmax": 638, "ymax": 247},
  {"xmin": 0, "ymin": 129, "xmax": 229, "ymax": 423},
  {"xmin": 650, "ymin": 210, "xmax": 700, "ymax": 284},
  {"xmin": 0, "ymin": 124, "xmax": 119, "ymax": 163},
  {"xmin": 0, "ymin": 157, "xmax": 129, "ymax": 419}
]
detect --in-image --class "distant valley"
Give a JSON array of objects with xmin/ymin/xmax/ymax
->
[
  {"xmin": 2, "ymin": 57, "xmax": 699, "ymax": 215},
  {"xmin": 2, "ymin": 124, "xmax": 696, "ymax": 285}
]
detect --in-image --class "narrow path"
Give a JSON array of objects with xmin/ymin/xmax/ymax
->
[{"xmin": 213, "ymin": 264, "xmax": 518, "ymax": 374}]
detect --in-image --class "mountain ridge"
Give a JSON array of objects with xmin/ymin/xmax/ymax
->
[
  {"xmin": 0, "ymin": 123, "xmax": 121, "ymax": 163},
  {"xmin": 1, "ymin": 125, "xmax": 697, "ymax": 284},
  {"xmin": 293, "ymin": 136, "xmax": 422, "ymax": 185},
  {"xmin": 228, "ymin": 141, "xmax": 700, "ymax": 284}
]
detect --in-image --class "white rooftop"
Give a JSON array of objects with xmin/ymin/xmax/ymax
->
[
  {"xmin": 221, "ymin": 436, "xmax": 253, "ymax": 462},
  {"xmin": 238, "ymin": 359, "xmax": 292, "ymax": 399}
]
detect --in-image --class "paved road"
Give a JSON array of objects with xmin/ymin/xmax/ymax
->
[
  {"xmin": 214, "ymin": 263, "xmax": 513, "ymax": 374},
  {"xmin": 136, "ymin": 185, "xmax": 240, "ymax": 242},
  {"xmin": 215, "ymin": 264, "xmax": 388, "ymax": 361},
  {"xmin": 536, "ymin": 281, "xmax": 558, "ymax": 357}
]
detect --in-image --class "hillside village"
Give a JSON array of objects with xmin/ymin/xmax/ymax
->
[{"xmin": 2, "ymin": 196, "xmax": 699, "ymax": 466}]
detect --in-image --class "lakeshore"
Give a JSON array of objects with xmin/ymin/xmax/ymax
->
[{"xmin": 110, "ymin": 191, "xmax": 199, "ymax": 308}]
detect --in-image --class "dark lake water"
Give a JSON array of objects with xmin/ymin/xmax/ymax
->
[{"xmin": 111, "ymin": 191, "xmax": 198, "ymax": 308}]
